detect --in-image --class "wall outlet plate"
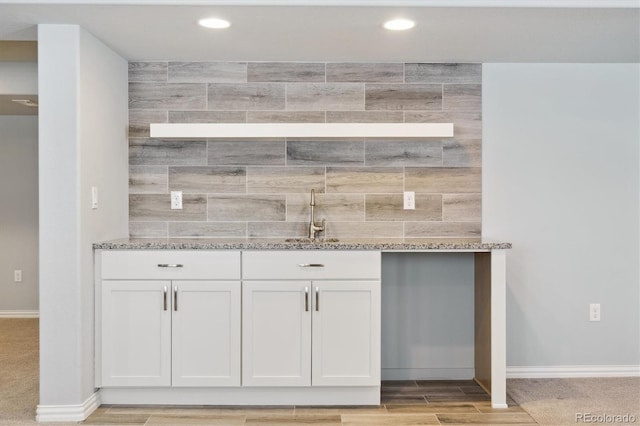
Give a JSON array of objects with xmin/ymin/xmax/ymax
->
[
  {"xmin": 171, "ymin": 191, "xmax": 183, "ymax": 210},
  {"xmin": 589, "ymin": 303, "xmax": 601, "ymax": 321},
  {"xmin": 404, "ymin": 191, "xmax": 415, "ymax": 210},
  {"xmin": 14, "ymin": 269, "xmax": 22, "ymax": 283}
]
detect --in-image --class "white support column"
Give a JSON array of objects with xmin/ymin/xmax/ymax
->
[
  {"xmin": 490, "ymin": 249, "xmax": 507, "ymax": 408},
  {"xmin": 37, "ymin": 24, "xmax": 128, "ymax": 422},
  {"xmin": 38, "ymin": 26, "xmax": 83, "ymax": 417}
]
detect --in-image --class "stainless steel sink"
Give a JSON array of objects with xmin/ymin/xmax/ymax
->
[{"xmin": 284, "ymin": 238, "xmax": 339, "ymax": 243}]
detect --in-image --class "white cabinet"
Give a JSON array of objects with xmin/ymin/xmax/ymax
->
[
  {"xmin": 242, "ymin": 251, "xmax": 381, "ymax": 388},
  {"xmin": 101, "ymin": 250, "xmax": 240, "ymax": 280},
  {"xmin": 242, "ymin": 250, "xmax": 380, "ymax": 280},
  {"xmin": 312, "ymin": 281, "xmax": 380, "ymax": 386},
  {"xmin": 172, "ymin": 281, "xmax": 240, "ymax": 387},
  {"xmin": 242, "ymin": 281, "xmax": 311, "ymax": 387},
  {"xmin": 101, "ymin": 281, "xmax": 171, "ymax": 387},
  {"xmin": 97, "ymin": 251, "xmax": 241, "ymax": 388},
  {"xmin": 96, "ymin": 248, "xmax": 381, "ymax": 404}
]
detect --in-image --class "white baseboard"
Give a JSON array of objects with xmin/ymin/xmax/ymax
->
[
  {"xmin": 36, "ymin": 391, "xmax": 100, "ymax": 422},
  {"xmin": 0, "ymin": 310, "xmax": 39, "ymax": 318},
  {"xmin": 100, "ymin": 387, "xmax": 379, "ymax": 406},
  {"xmin": 507, "ymin": 365, "xmax": 640, "ymax": 378}
]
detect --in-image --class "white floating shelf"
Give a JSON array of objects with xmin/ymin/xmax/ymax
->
[{"xmin": 149, "ymin": 123, "xmax": 454, "ymax": 139}]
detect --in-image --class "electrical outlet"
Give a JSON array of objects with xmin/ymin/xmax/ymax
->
[
  {"xmin": 171, "ymin": 191, "xmax": 183, "ymax": 210},
  {"xmin": 589, "ymin": 303, "xmax": 601, "ymax": 322},
  {"xmin": 14, "ymin": 270, "xmax": 22, "ymax": 283},
  {"xmin": 403, "ymin": 191, "xmax": 415, "ymax": 210}
]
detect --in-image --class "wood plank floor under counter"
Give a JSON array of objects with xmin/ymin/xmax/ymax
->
[
  {"xmin": 84, "ymin": 380, "xmax": 537, "ymax": 426},
  {"xmin": 84, "ymin": 380, "xmax": 534, "ymax": 425}
]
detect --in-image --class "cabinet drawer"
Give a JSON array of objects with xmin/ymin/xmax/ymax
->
[
  {"xmin": 100, "ymin": 250, "xmax": 241, "ymax": 280},
  {"xmin": 242, "ymin": 251, "xmax": 380, "ymax": 280}
]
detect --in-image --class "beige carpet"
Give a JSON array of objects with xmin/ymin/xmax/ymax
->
[
  {"xmin": 0, "ymin": 318, "xmax": 39, "ymax": 425},
  {"xmin": 508, "ymin": 377, "xmax": 640, "ymax": 425}
]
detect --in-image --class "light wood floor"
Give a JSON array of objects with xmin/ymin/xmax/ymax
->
[{"xmin": 83, "ymin": 380, "xmax": 537, "ymax": 425}]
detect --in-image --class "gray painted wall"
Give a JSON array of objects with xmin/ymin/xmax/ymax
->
[
  {"xmin": 382, "ymin": 252, "xmax": 474, "ymax": 379},
  {"xmin": 0, "ymin": 116, "xmax": 38, "ymax": 313},
  {"xmin": 483, "ymin": 63, "xmax": 640, "ymax": 368}
]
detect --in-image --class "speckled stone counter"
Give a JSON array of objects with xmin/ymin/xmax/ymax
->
[{"xmin": 93, "ymin": 238, "xmax": 511, "ymax": 251}]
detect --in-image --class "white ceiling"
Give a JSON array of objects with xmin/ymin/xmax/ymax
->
[{"xmin": 0, "ymin": 1, "xmax": 638, "ymax": 63}]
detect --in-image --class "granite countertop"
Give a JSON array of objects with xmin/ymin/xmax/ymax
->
[{"xmin": 93, "ymin": 238, "xmax": 512, "ymax": 251}]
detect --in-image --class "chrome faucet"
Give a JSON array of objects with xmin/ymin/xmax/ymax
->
[{"xmin": 308, "ymin": 189, "xmax": 325, "ymax": 240}]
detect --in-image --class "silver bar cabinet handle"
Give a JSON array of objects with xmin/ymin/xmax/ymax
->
[
  {"xmin": 305, "ymin": 287, "xmax": 309, "ymax": 311},
  {"xmin": 163, "ymin": 286, "xmax": 168, "ymax": 311},
  {"xmin": 315, "ymin": 286, "xmax": 319, "ymax": 311},
  {"xmin": 174, "ymin": 286, "xmax": 178, "ymax": 311},
  {"xmin": 298, "ymin": 263, "xmax": 325, "ymax": 268},
  {"xmin": 157, "ymin": 264, "xmax": 183, "ymax": 268}
]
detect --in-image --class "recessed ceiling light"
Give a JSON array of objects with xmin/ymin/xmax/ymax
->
[
  {"xmin": 383, "ymin": 19, "xmax": 415, "ymax": 31},
  {"xmin": 198, "ymin": 18, "xmax": 231, "ymax": 29}
]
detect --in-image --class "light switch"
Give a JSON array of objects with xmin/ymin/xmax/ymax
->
[{"xmin": 91, "ymin": 186, "xmax": 98, "ymax": 209}]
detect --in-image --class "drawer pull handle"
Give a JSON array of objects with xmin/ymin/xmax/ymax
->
[
  {"xmin": 163, "ymin": 286, "xmax": 168, "ymax": 311},
  {"xmin": 298, "ymin": 263, "xmax": 325, "ymax": 268},
  {"xmin": 315, "ymin": 286, "xmax": 320, "ymax": 311},
  {"xmin": 157, "ymin": 264, "xmax": 183, "ymax": 268},
  {"xmin": 305, "ymin": 287, "xmax": 309, "ymax": 312},
  {"xmin": 174, "ymin": 286, "xmax": 178, "ymax": 312}
]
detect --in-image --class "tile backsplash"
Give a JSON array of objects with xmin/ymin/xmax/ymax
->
[{"xmin": 128, "ymin": 62, "xmax": 481, "ymax": 240}]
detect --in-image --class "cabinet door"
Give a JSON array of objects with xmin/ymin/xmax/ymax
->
[
  {"xmin": 101, "ymin": 281, "xmax": 171, "ymax": 387},
  {"xmin": 312, "ymin": 281, "xmax": 381, "ymax": 386},
  {"xmin": 172, "ymin": 281, "xmax": 241, "ymax": 387},
  {"xmin": 242, "ymin": 281, "xmax": 311, "ymax": 386}
]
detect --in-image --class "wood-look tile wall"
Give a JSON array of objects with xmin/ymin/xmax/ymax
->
[{"xmin": 128, "ymin": 62, "xmax": 481, "ymax": 240}]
